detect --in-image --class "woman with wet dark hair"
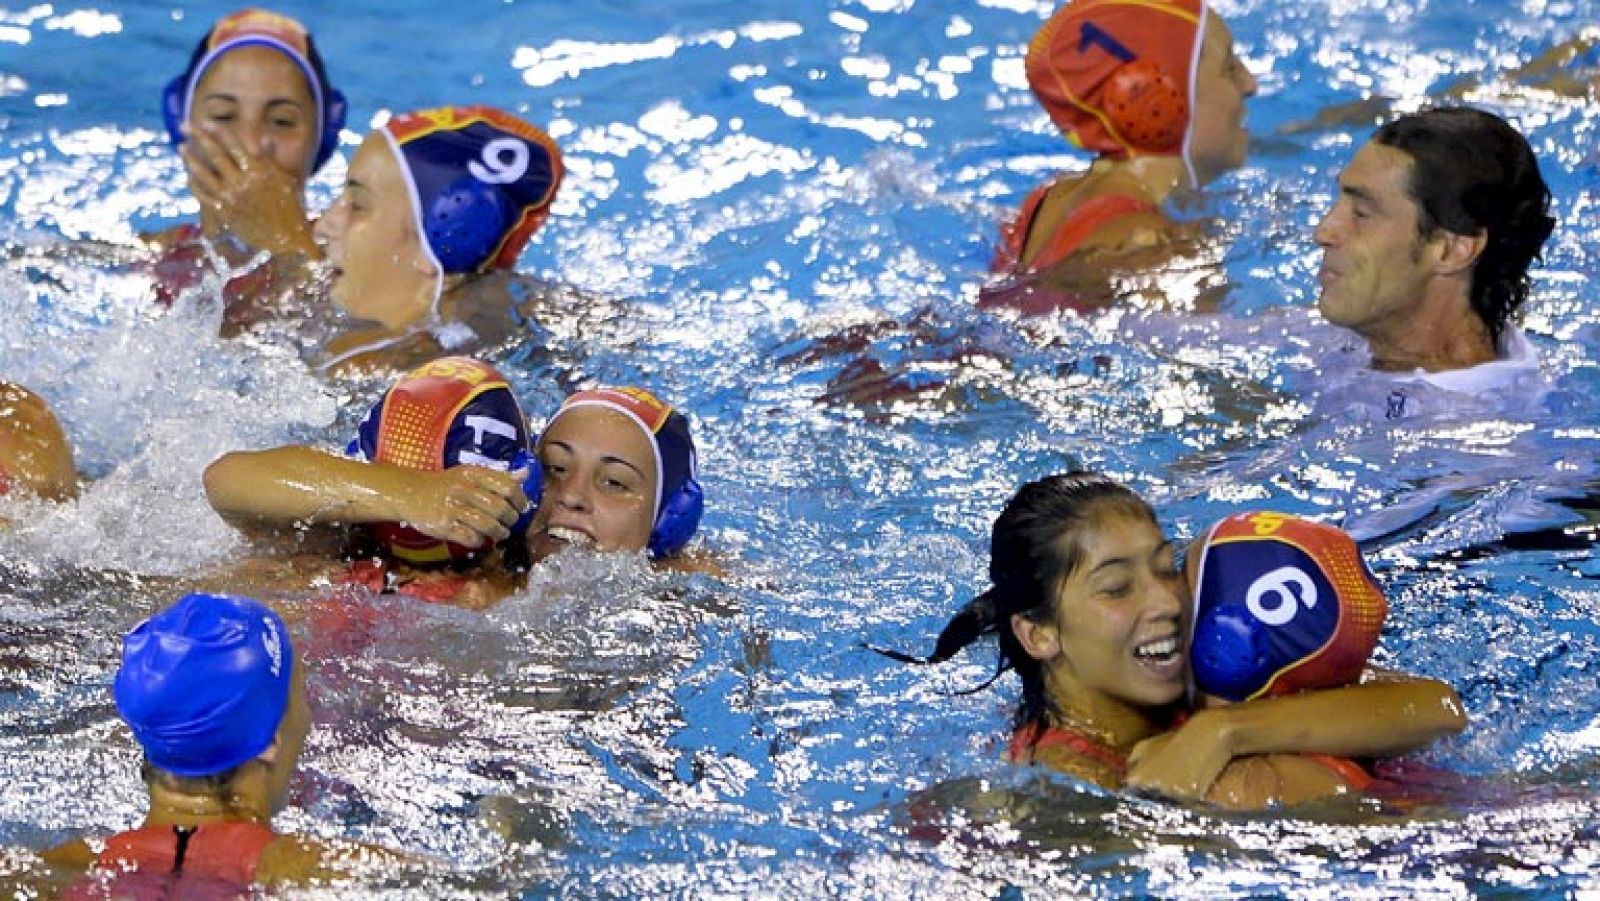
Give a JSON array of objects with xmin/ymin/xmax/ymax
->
[{"xmin": 887, "ymin": 472, "xmax": 1467, "ymax": 800}]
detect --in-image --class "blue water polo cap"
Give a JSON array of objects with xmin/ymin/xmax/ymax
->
[
  {"xmin": 381, "ymin": 106, "xmax": 564, "ymax": 274},
  {"xmin": 161, "ymin": 8, "xmax": 347, "ymax": 175},
  {"xmin": 1188, "ymin": 512, "xmax": 1387, "ymax": 702},
  {"xmin": 114, "ymin": 592, "xmax": 294, "ymax": 778}
]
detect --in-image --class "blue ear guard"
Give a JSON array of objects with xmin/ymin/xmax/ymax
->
[
  {"xmin": 508, "ymin": 448, "xmax": 542, "ymax": 538},
  {"xmin": 1190, "ymin": 601, "xmax": 1274, "ymax": 702},
  {"xmin": 161, "ymin": 51, "xmax": 346, "ymax": 175},
  {"xmin": 423, "ymin": 175, "xmax": 516, "ymax": 273},
  {"xmin": 648, "ymin": 474, "xmax": 704, "ymax": 559}
]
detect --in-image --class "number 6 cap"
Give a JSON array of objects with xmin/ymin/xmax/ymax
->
[
  {"xmin": 1026, "ymin": 0, "xmax": 1206, "ymax": 186},
  {"xmin": 382, "ymin": 106, "xmax": 564, "ymax": 275},
  {"xmin": 1188, "ymin": 512, "xmax": 1388, "ymax": 703}
]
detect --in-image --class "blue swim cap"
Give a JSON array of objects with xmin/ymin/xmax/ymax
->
[
  {"xmin": 114, "ymin": 592, "xmax": 294, "ymax": 778},
  {"xmin": 1189, "ymin": 512, "xmax": 1386, "ymax": 703},
  {"xmin": 380, "ymin": 106, "xmax": 563, "ymax": 274}
]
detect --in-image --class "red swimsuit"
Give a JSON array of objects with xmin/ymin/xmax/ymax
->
[
  {"xmin": 990, "ymin": 183, "xmax": 1157, "ymax": 275},
  {"xmin": 63, "ymin": 821, "xmax": 277, "ymax": 900}
]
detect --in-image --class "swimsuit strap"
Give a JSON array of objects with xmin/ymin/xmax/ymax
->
[
  {"xmin": 993, "ymin": 185, "xmax": 1157, "ymax": 274},
  {"xmin": 1025, "ymin": 193, "xmax": 1158, "ymax": 272},
  {"xmin": 991, "ymin": 181, "xmax": 1055, "ymax": 273},
  {"xmin": 1305, "ymin": 753, "xmax": 1374, "ymax": 792},
  {"xmin": 1009, "ymin": 721, "xmax": 1128, "ymax": 776}
]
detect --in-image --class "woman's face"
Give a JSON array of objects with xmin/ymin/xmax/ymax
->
[
  {"xmin": 527, "ymin": 406, "xmax": 660, "ymax": 560},
  {"xmin": 313, "ymin": 133, "xmax": 436, "ymax": 330},
  {"xmin": 189, "ymin": 45, "xmax": 317, "ymax": 179},
  {"xmin": 1025, "ymin": 510, "xmax": 1188, "ymax": 716},
  {"xmin": 1187, "ymin": 17, "xmax": 1258, "ymax": 184}
]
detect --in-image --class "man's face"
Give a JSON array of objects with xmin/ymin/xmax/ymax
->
[{"xmin": 1313, "ymin": 142, "xmax": 1441, "ymax": 341}]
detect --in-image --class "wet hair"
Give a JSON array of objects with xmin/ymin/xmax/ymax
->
[
  {"xmin": 1373, "ymin": 107, "xmax": 1555, "ymax": 345},
  {"xmin": 878, "ymin": 472, "xmax": 1157, "ymax": 733}
]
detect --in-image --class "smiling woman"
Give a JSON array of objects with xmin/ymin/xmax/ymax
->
[
  {"xmin": 526, "ymin": 387, "xmax": 704, "ymax": 564},
  {"xmin": 143, "ymin": 8, "xmax": 346, "ymax": 326},
  {"xmin": 882, "ymin": 473, "xmax": 1466, "ymax": 804},
  {"xmin": 148, "ymin": 8, "xmax": 344, "ymax": 259}
]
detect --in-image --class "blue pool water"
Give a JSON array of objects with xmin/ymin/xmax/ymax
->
[{"xmin": 3, "ymin": 0, "xmax": 1600, "ymax": 896}]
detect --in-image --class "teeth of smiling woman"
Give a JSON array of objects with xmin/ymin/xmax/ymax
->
[
  {"xmin": 1135, "ymin": 638, "xmax": 1178, "ymax": 660},
  {"xmin": 547, "ymin": 526, "xmax": 595, "ymax": 548}
]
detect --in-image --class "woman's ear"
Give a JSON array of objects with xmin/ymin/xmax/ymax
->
[
  {"xmin": 255, "ymin": 738, "xmax": 281, "ymax": 765},
  {"xmin": 1011, "ymin": 612, "xmax": 1060, "ymax": 661}
]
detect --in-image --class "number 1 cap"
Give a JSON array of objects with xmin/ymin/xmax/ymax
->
[
  {"xmin": 1188, "ymin": 512, "xmax": 1388, "ymax": 702},
  {"xmin": 382, "ymin": 106, "xmax": 564, "ymax": 274}
]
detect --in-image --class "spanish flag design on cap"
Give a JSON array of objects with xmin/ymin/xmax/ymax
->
[{"xmin": 382, "ymin": 106, "xmax": 564, "ymax": 276}]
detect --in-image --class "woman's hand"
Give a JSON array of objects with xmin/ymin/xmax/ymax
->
[
  {"xmin": 1124, "ymin": 710, "xmax": 1235, "ymax": 800},
  {"xmin": 181, "ymin": 123, "xmax": 318, "ymax": 258},
  {"xmin": 393, "ymin": 467, "xmax": 530, "ymax": 548}
]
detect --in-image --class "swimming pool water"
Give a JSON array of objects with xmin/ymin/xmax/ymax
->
[{"xmin": 3, "ymin": 0, "xmax": 1600, "ymax": 896}]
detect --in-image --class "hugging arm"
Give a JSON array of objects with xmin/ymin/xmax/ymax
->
[
  {"xmin": 1124, "ymin": 670, "xmax": 1466, "ymax": 801},
  {"xmin": 203, "ymin": 445, "xmax": 528, "ymax": 548}
]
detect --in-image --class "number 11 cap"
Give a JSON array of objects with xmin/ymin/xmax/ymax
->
[
  {"xmin": 1188, "ymin": 512, "xmax": 1388, "ymax": 702},
  {"xmin": 382, "ymin": 106, "xmax": 564, "ymax": 274}
]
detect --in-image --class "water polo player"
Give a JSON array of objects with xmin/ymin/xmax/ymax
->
[
  {"xmin": 41, "ymin": 592, "xmax": 403, "ymax": 891},
  {"xmin": 204, "ymin": 356, "xmax": 535, "ymax": 566},
  {"xmin": 313, "ymin": 105, "xmax": 563, "ymax": 373},
  {"xmin": 986, "ymin": 0, "xmax": 1256, "ymax": 310},
  {"xmin": 145, "ymin": 8, "xmax": 345, "ymax": 324},
  {"xmin": 882, "ymin": 473, "xmax": 1464, "ymax": 803},
  {"xmin": 1183, "ymin": 511, "xmax": 1404, "ymax": 807},
  {"xmin": 525, "ymin": 386, "xmax": 704, "ymax": 564},
  {"xmin": 149, "ymin": 8, "xmax": 343, "ymax": 262}
]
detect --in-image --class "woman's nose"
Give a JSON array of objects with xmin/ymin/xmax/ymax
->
[{"xmin": 553, "ymin": 476, "xmax": 591, "ymax": 511}]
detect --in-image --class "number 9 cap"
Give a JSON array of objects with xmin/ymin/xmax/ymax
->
[
  {"xmin": 382, "ymin": 106, "xmax": 564, "ymax": 274},
  {"xmin": 1188, "ymin": 512, "xmax": 1388, "ymax": 702}
]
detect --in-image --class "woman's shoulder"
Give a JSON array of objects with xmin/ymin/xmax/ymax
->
[
  {"xmin": 37, "ymin": 836, "xmax": 97, "ymax": 870},
  {"xmin": 1027, "ymin": 740, "xmax": 1124, "ymax": 789},
  {"xmin": 1021, "ymin": 173, "xmax": 1171, "ymax": 267},
  {"xmin": 255, "ymin": 833, "xmax": 414, "ymax": 885}
]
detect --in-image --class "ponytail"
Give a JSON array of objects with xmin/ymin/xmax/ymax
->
[{"xmin": 872, "ymin": 471, "xmax": 1157, "ymax": 735}]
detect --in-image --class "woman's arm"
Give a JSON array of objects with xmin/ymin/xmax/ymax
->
[
  {"xmin": 1124, "ymin": 672, "xmax": 1466, "ymax": 800},
  {"xmin": 203, "ymin": 445, "xmax": 528, "ymax": 548}
]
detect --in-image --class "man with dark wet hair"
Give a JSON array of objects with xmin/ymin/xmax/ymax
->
[{"xmin": 1314, "ymin": 107, "xmax": 1555, "ymax": 385}]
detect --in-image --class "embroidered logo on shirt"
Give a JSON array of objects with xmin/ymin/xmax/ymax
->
[{"xmin": 1385, "ymin": 390, "xmax": 1407, "ymax": 420}]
